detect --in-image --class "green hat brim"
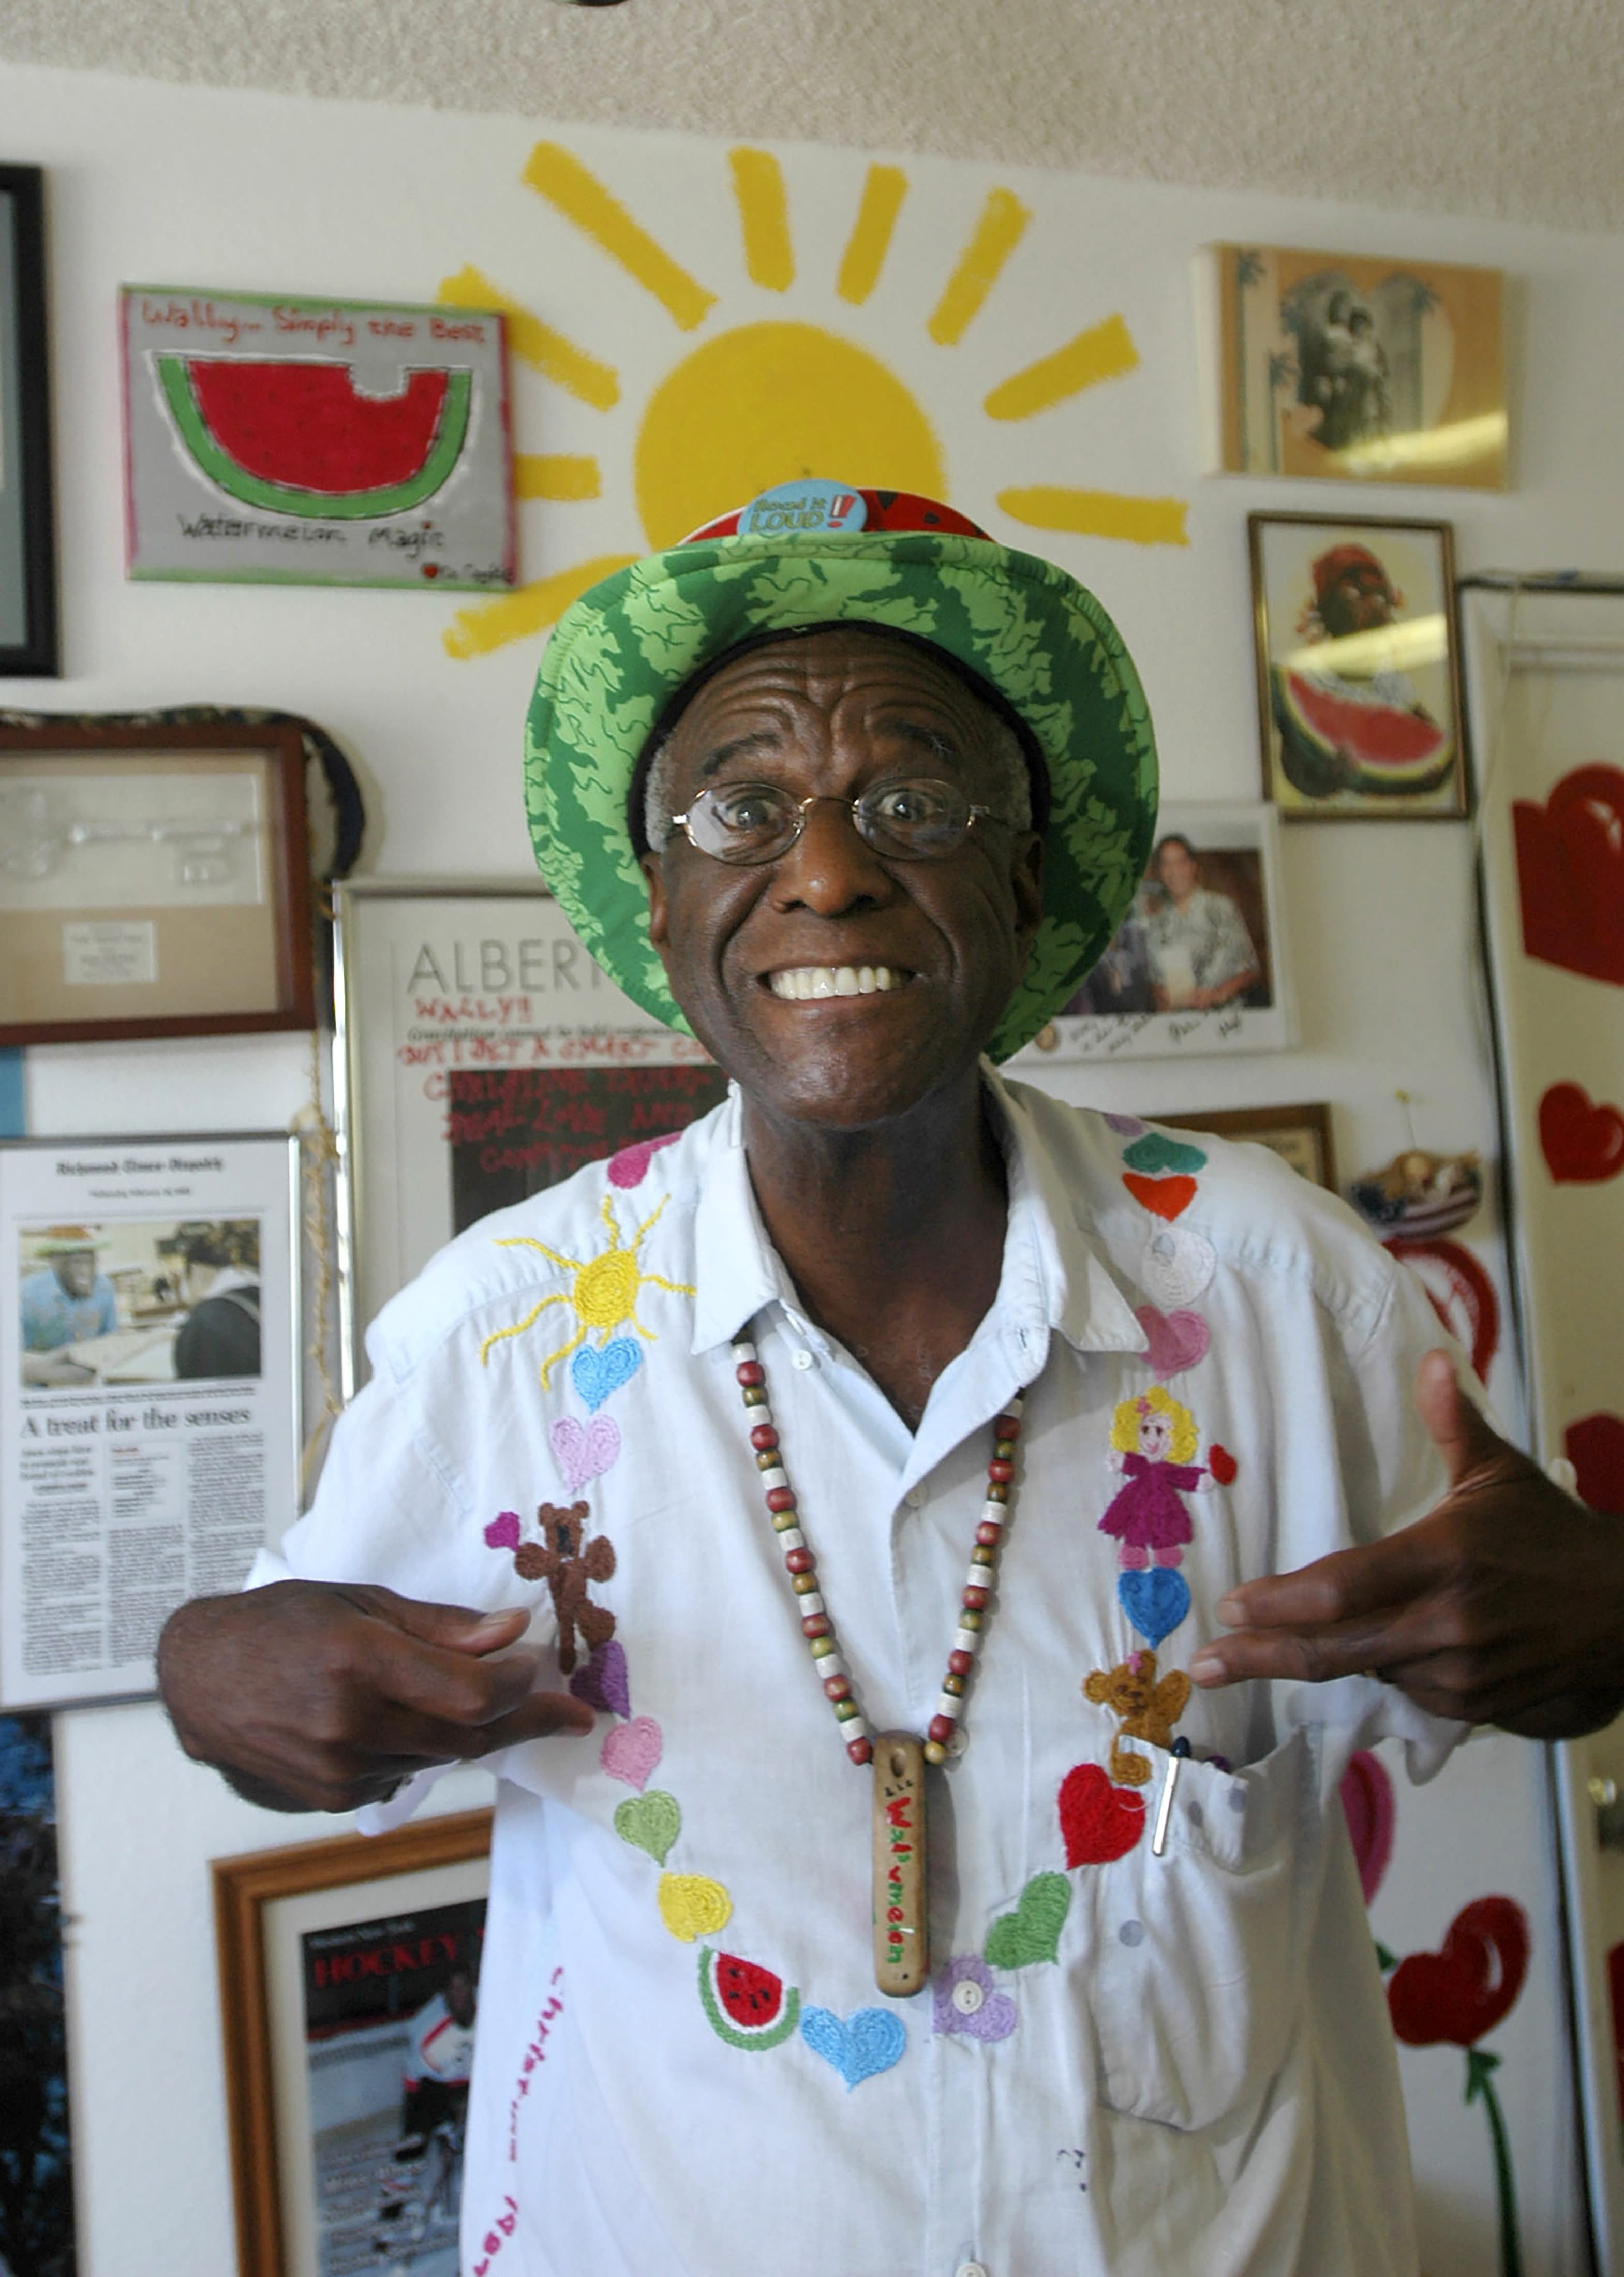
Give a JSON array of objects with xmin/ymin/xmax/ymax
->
[{"xmin": 524, "ymin": 528, "xmax": 1157, "ymax": 1062}]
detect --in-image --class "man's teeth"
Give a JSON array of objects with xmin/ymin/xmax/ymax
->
[{"xmin": 769, "ymin": 965, "xmax": 903, "ymax": 1001}]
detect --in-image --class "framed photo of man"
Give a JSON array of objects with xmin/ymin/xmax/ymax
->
[
  {"xmin": 1249, "ymin": 513, "xmax": 1468, "ymax": 820},
  {"xmin": 1014, "ymin": 802, "xmax": 1291, "ymax": 1064}
]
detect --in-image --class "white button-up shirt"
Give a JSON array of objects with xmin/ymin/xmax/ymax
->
[{"xmin": 269, "ymin": 1072, "xmax": 1463, "ymax": 2277}]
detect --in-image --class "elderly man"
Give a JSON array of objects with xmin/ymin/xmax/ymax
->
[
  {"xmin": 160, "ymin": 485, "xmax": 1622, "ymax": 2277},
  {"xmin": 21, "ymin": 1225, "xmax": 118, "ymax": 1386}
]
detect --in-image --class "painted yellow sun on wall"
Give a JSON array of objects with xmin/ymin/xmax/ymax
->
[{"xmin": 437, "ymin": 142, "xmax": 1189, "ymax": 661}]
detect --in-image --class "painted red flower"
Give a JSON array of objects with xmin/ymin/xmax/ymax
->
[{"xmin": 1387, "ymin": 1895, "xmax": 1530, "ymax": 2048}]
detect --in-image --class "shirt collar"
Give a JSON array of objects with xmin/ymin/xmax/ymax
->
[{"xmin": 689, "ymin": 1068, "xmax": 1146, "ymax": 1361}]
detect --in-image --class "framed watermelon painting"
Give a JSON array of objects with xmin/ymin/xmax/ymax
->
[
  {"xmin": 1249, "ymin": 512, "xmax": 1468, "ymax": 821},
  {"xmin": 120, "ymin": 286, "xmax": 515, "ymax": 590}
]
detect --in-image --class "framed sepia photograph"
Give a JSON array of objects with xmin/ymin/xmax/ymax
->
[
  {"xmin": 334, "ymin": 877, "xmax": 724, "ymax": 1386},
  {"xmin": 1210, "ymin": 242, "xmax": 1506, "ymax": 490},
  {"xmin": 0, "ymin": 718, "xmax": 316, "ymax": 1042},
  {"xmin": 1250, "ymin": 513, "xmax": 1467, "ymax": 820},
  {"xmin": 1012, "ymin": 802, "xmax": 1293, "ymax": 1065},
  {"xmin": 1157, "ymin": 1102, "xmax": 1337, "ymax": 1191},
  {"xmin": 215, "ymin": 1808, "xmax": 494, "ymax": 2277},
  {"xmin": 0, "ymin": 165, "xmax": 58, "ymax": 676}
]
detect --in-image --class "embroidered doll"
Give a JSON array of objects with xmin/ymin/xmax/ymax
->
[{"xmin": 1098, "ymin": 1386, "xmax": 1213, "ymax": 1569}]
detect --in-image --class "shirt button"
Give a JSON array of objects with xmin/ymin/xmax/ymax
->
[
  {"xmin": 905, "ymin": 1484, "xmax": 926, "ymax": 1508},
  {"xmin": 792, "ymin": 1348, "xmax": 815, "ymax": 1370},
  {"xmin": 955, "ymin": 2263, "xmax": 990, "ymax": 2277}
]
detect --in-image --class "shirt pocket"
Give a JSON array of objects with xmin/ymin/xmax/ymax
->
[{"xmin": 1081, "ymin": 1725, "xmax": 1328, "ymax": 2132}]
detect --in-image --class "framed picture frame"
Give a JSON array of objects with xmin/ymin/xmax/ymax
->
[
  {"xmin": 1249, "ymin": 512, "xmax": 1467, "ymax": 821},
  {"xmin": 0, "ymin": 165, "xmax": 59, "ymax": 676},
  {"xmin": 1209, "ymin": 242, "xmax": 1506, "ymax": 490},
  {"xmin": 0, "ymin": 718, "xmax": 316, "ymax": 1042},
  {"xmin": 1156, "ymin": 1103, "xmax": 1337, "ymax": 1191},
  {"xmin": 333, "ymin": 877, "xmax": 725, "ymax": 1385},
  {"xmin": 0, "ymin": 1130, "xmax": 301, "ymax": 1709},
  {"xmin": 214, "ymin": 1808, "xmax": 493, "ymax": 2277},
  {"xmin": 1011, "ymin": 802, "xmax": 1293, "ymax": 1065}
]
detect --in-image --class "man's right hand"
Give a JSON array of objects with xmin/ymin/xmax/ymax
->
[{"xmin": 156, "ymin": 1580, "xmax": 597, "ymax": 1813}]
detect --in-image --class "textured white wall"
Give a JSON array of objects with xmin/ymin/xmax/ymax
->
[{"xmin": 3, "ymin": 57, "xmax": 1618, "ymax": 2274}]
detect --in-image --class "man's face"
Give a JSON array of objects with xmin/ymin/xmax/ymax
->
[
  {"xmin": 640, "ymin": 628, "xmax": 1044, "ymax": 1133},
  {"xmin": 446, "ymin": 1971, "xmax": 476, "ymax": 2027},
  {"xmin": 52, "ymin": 1251, "xmax": 97, "ymax": 1299}
]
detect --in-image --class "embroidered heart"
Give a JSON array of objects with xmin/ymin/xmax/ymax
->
[
  {"xmin": 571, "ymin": 1338, "xmax": 643, "ymax": 1412},
  {"xmin": 933, "ymin": 1956, "xmax": 1018, "ymax": 2042},
  {"xmin": 550, "ymin": 1412, "xmax": 621, "ymax": 1494},
  {"xmin": 614, "ymin": 1788, "xmax": 680, "ymax": 1866},
  {"xmin": 1142, "ymin": 1224, "xmax": 1216, "ymax": 1309},
  {"xmin": 1339, "ymin": 1749, "xmax": 1396, "ymax": 1906},
  {"xmin": 1387, "ymin": 1896, "xmax": 1530, "ymax": 2048},
  {"xmin": 1123, "ymin": 1131, "xmax": 1207, "ymax": 1177},
  {"xmin": 483, "ymin": 1510, "xmax": 521, "ymax": 1551},
  {"xmin": 1123, "ymin": 1172, "xmax": 1198, "ymax": 1221},
  {"xmin": 1538, "ymin": 1081, "xmax": 1624, "ymax": 1184},
  {"xmin": 1133, "ymin": 1303, "xmax": 1209, "ymax": 1379},
  {"xmin": 658, "ymin": 1872, "xmax": 732, "ymax": 1942},
  {"xmin": 1104, "ymin": 1112, "xmax": 1146, "ymax": 1137},
  {"xmin": 1059, "ymin": 1763, "xmax": 1146, "ymax": 1867},
  {"xmin": 601, "ymin": 1715, "xmax": 662, "ymax": 1790},
  {"xmin": 570, "ymin": 1639, "xmax": 631, "ymax": 1719},
  {"xmin": 983, "ymin": 1870, "xmax": 1071, "ymax": 1969},
  {"xmin": 1208, "ymin": 1443, "xmax": 1238, "ymax": 1486},
  {"xmin": 607, "ymin": 1131, "xmax": 682, "ymax": 1189},
  {"xmin": 799, "ymin": 2003, "xmax": 908, "ymax": 2089},
  {"xmin": 1118, "ymin": 1567, "xmax": 1191, "ymax": 1650}
]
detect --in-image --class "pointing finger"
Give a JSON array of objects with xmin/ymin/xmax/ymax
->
[{"xmin": 1412, "ymin": 1348, "xmax": 1501, "ymax": 1487}]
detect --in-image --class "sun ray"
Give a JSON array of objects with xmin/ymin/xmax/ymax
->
[
  {"xmin": 927, "ymin": 189, "xmax": 1031, "ymax": 347},
  {"xmin": 438, "ymin": 265, "xmax": 619, "ymax": 410},
  {"xmin": 515, "ymin": 454, "xmax": 602, "ymax": 501},
  {"xmin": 837, "ymin": 165, "xmax": 908, "ymax": 306},
  {"xmin": 443, "ymin": 553, "xmax": 640, "ymax": 660},
  {"xmin": 523, "ymin": 141, "xmax": 716, "ymax": 332},
  {"xmin": 985, "ymin": 315, "xmax": 1139, "ymax": 422},
  {"xmin": 729, "ymin": 148, "xmax": 794, "ymax": 292},
  {"xmin": 998, "ymin": 487, "xmax": 1189, "ymax": 548}
]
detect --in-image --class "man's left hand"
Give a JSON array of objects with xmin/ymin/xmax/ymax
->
[{"xmin": 1189, "ymin": 1350, "xmax": 1624, "ymax": 1738}]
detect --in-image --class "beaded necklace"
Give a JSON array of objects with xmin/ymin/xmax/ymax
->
[{"xmin": 731, "ymin": 1335, "xmax": 1024, "ymax": 1998}]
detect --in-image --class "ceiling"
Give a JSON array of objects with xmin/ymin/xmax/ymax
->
[{"xmin": 7, "ymin": 0, "xmax": 1624, "ymax": 235}]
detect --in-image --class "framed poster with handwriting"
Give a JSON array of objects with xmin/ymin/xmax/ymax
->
[{"xmin": 333, "ymin": 879, "xmax": 724, "ymax": 1387}]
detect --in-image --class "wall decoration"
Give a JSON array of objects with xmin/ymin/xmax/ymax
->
[
  {"xmin": 433, "ymin": 140, "xmax": 1190, "ymax": 662},
  {"xmin": 1512, "ymin": 762, "xmax": 1624, "ymax": 986},
  {"xmin": 1011, "ymin": 802, "xmax": 1292, "ymax": 1063},
  {"xmin": 0, "ymin": 1132, "xmax": 300, "ymax": 1709},
  {"xmin": 214, "ymin": 1808, "xmax": 491, "ymax": 2277},
  {"xmin": 1157, "ymin": 1103, "xmax": 1336, "ymax": 1190},
  {"xmin": 334, "ymin": 878, "xmax": 718, "ymax": 1384},
  {"xmin": 0, "ymin": 167, "xmax": 57, "ymax": 676},
  {"xmin": 1347, "ymin": 1145, "xmax": 1483, "ymax": 1238},
  {"xmin": 0, "ymin": 719, "xmax": 316, "ymax": 1044},
  {"xmin": 1250, "ymin": 513, "xmax": 1467, "ymax": 819},
  {"xmin": 121, "ymin": 286, "xmax": 514, "ymax": 589},
  {"xmin": 1211, "ymin": 243, "xmax": 1505, "ymax": 490},
  {"xmin": 0, "ymin": 1712, "xmax": 72, "ymax": 2277}
]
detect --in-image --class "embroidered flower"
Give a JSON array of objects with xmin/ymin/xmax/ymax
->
[{"xmin": 933, "ymin": 1955, "xmax": 1018, "ymax": 2042}]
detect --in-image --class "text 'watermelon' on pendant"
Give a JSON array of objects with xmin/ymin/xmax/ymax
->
[
  {"xmin": 739, "ymin": 479, "xmax": 867, "ymax": 537},
  {"xmin": 872, "ymin": 1731, "xmax": 928, "ymax": 1998}
]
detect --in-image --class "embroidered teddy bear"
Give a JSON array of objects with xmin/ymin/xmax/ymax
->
[
  {"xmin": 1082, "ymin": 1648, "xmax": 1191, "ymax": 1788},
  {"xmin": 514, "ymin": 1499, "xmax": 617, "ymax": 1674}
]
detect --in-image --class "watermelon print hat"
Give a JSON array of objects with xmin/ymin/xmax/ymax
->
[{"xmin": 523, "ymin": 482, "xmax": 1159, "ymax": 1062}]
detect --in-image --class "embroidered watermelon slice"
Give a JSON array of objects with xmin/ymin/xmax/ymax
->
[
  {"xmin": 697, "ymin": 1947, "xmax": 800, "ymax": 2050},
  {"xmin": 155, "ymin": 354, "xmax": 473, "ymax": 520},
  {"xmin": 1273, "ymin": 666, "xmax": 1453, "ymax": 797}
]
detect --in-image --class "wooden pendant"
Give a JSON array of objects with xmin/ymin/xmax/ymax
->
[{"xmin": 872, "ymin": 1731, "xmax": 929, "ymax": 1997}]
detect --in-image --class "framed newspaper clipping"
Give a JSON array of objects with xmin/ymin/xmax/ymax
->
[
  {"xmin": 333, "ymin": 877, "xmax": 725, "ymax": 1386},
  {"xmin": 0, "ymin": 1130, "xmax": 299, "ymax": 1708}
]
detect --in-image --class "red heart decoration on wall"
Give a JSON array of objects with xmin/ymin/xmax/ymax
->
[
  {"xmin": 1207, "ymin": 1444, "xmax": 1238, "ymax": 1485},
  {"xmin": 1059, "ymin": 1763, "xmax": 1146, "ymax": 1866},
  {"xmin": 1122, "ymin": 1173, "xmax": 1197, "ymax": 1222},
  {"xmin": 1538, "ymin": 1082, "xmax": 1624, "ymax": 1185},
  {"xmin": 1387, "ymin": 1896, "xmax": 1530, "ymax": 2048},
  {"xmin": 1565, "ymin": 1412, "xmax": 1624, "ymax": 1518},
  {"xmin": 1339, "ymin": 1749, "xmax": 1396, "ymax": 1906},
  {"xmin": 1513, "ymin": 764, "xmax": 1624, "ymax": 985}
]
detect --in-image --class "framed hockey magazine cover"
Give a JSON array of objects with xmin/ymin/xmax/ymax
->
[
  {"xmin": 214, "ymin": 1808, "xmax": 494, "ymax": 2277},
  {"xmin": 332, "ymin": 878, "xmax": 725, "ymax": 1387}
]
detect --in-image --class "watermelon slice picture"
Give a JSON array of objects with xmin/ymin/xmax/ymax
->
[
  {"xmin": 697, "ymin": 1946, "xmax": 801, "ymax": 2051},
  {"xmin": 155, "ymin": 353, "xmax": 474, "ymax": 520},
  {"xmin": 1272, "ymin": 664, "xmax": 1454, "ymax": 800}
]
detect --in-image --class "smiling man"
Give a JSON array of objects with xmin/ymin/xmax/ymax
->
[{"xmin": 159, "ymin": 486, "xmax": 1622, "ymax": 2277}]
